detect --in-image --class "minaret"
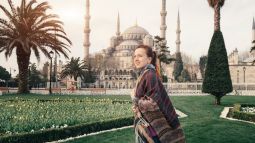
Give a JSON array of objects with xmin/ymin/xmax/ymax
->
[
  {"xmin": 84, "ymin": 0, "xmax": 91, "ymax": 64},
  {"xmin": 160, "ymin": 0, "xmax": 167, "ymax": 39},
  {"xmin": 116, "ymin": 12, "xmax": 120, "ymax": 36},
  {"xmin": 176, "ymin": 10, "xmax": 181, "ymax": 53},
  {"xmin": 251, "ymin": 17, "xmax": 255, "ymax": 57},
  {"xmin": 252, "ymin": 17, "xmax": 255, "ymax": 42}
]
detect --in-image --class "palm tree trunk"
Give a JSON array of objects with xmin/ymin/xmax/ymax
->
[
  {"xmin": 16, "ymin": 48, "xmax": 31, "ymax": 94},
  {"xmin": 214, "ymin": 2, "xmax": 221, "ymax": 31}
]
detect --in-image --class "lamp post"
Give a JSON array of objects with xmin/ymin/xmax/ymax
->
[
  {"xmin": 28, "ymin": 65, "xmax": 31, "ymax": 90},
  {"xmin": 237, "ymin": 70, "xmax": 239, "ymax": 83},
  {"xmin": 243, "ymin": 67, "xmax": 246, "ymax": 83},
  {"xmin": 49, "ymin": 51, "xmax": 54, "ymax": 94}
]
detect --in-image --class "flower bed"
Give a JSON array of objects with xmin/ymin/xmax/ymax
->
[
  {"xmin": 241, "ymin": 106, "xmax": 255, "ymax": 114},
  {"xmin": 0, "ymin": 97, "xmax": 133, "ymax": 136},
  {"xmin": 227, "ymin": 103, "xmax": 255, "ymax": 123}
]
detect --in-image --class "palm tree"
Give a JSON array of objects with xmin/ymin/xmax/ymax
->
[
  {"xmin": 61, "ymin": 57, "xmax": 88, "ymax": 81},
  {"xmin": 0, "ymin": 0, "xmax": 71, "ymax": 93},
  {"xmin": 207, "ymin": 0, "xmax": 225, "ymax": 31}
]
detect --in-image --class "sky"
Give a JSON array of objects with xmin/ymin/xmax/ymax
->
[{"xmin": 0, "ymin": 0, "xmax": 255, "ymax": 76}]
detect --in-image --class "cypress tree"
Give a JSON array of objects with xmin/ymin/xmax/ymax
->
[
  {"xmin": 173, "ymin": 53, "xmax": 183, "ymax": 82},
  {"xmin": 202, "ymin": 31, "xmax": 233, "ymax": 105}
]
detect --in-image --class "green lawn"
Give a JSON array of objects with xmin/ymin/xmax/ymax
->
[{"xmin": 66, "ymin": 95, "xmax": 255, "ymax": 143}]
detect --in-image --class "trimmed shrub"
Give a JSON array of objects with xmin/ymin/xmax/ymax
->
[{"xmin": 202, "ymin": 30, "xmax": 233, "ymax": 105}]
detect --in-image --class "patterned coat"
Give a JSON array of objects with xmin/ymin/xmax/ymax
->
[
  {"xmin": 135, "ymin": 64, "xmax": 180, "ymax": 129},
  {"xmin": 133, "ymin": 64, "xmax": 185, "ymax": 143}
]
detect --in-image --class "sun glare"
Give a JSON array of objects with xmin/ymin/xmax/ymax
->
[{"xmin": 51, "ymin": 8, "xmax": 84, "ymax": 22}]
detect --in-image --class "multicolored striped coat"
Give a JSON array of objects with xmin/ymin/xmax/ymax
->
[{"xmin": 132, "ymin": 64, "xmax": 185, "ymax": 143}]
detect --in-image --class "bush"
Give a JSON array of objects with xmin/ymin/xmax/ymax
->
[
  {"xmin": 202, "ymin": 30, "xmax": 233, "ymax": 104},
  {"xmin": 0, "ymin": 117, "xmax": 133, "ymax": 143},
  {"xmin": 233, "ymin": 103, "xmax": 241, "ymax": 112}
]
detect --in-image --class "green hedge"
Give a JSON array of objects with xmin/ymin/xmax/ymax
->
[
  {"xmin": 0, "ymin": 117, "xmax": 133, "ymax": 143},
  {"xmin": 228, "ymin": 103, "xmax": 255, "ymax": 123},
  {"xmin": 241, "ymin": 103, "xmax": 255, "ymax": 107}
]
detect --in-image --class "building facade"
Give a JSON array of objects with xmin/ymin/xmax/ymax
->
[
  {"xmin": 87, "ymin": 1, "xmax": 167, "ymax": 88},
  {"xmin": 228, "ymin": 18, "xmax": 255, "ymax": 83}
]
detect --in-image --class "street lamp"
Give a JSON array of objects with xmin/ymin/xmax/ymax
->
[
  {"xmin": 237, "ymin": 70, "xmax": 239, "ymax": 83},
  {"xmin": 28, "ymin": 65, "xmax": 31, "ymax": 90},
  {"xmin": 49, "ymin": 51, "xmax": 54, "ymax": 94},
  {"xmin": 243, "ymin": 67, "xmax": 246, "ymax": 83}
]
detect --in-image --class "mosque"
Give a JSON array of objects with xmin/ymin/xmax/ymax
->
[
  {"xmin": 84, "ymin": 0, "xmax": 170, "ymax": 88},
  {"xmin": 76, "ymin": 0, "xmax": 255, "ymax": 89},
  {"xmin": 90, "ymin": 22, "xmax": 154, "ymax": 88}
]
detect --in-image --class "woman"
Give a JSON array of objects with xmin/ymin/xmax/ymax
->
[{"xmin": 131, "ymin": 45, "xmax": 185, "ymax": 143}]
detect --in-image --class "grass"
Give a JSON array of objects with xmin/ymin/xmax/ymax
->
[
  {"xmin": 66, "ymin": 95, "xmax": 255, "ymax": 143},
  {"xmin": 0, "ymin": 94, "xmax": 132, "ymax": 135},
  {"xmin": 0, "ymin": 94, "xmax": 132, "ymax": 100}
]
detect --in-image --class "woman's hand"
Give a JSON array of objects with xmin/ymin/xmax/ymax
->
[
  {"xmin": 132, "ymin": 105, "xmax": 138, "ymax": 113},
  {"xmin": 132, "ymin": 106, "xmax": 141, "ymax": 118}
]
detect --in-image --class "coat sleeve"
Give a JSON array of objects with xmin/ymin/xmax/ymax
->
[{"xmin": 136, "ymin": 70, "xmax": 161, "ymax": 103}]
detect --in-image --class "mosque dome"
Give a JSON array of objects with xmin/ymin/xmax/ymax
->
[
  {"xmin": 119, "ymin": 40, "xmax": 139, "ymax": 46},
  {"xmin": 117, "ymin": 40, "xmax": 140, "ymax": 51},
  {"xmin": 122, "ymin": 25, "xmax": 149, "ymax": 40}
]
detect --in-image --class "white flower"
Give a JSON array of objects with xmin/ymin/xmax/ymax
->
[{"xmin": 6, "ymin": 131, "xmax": 12, "ymax": 134}]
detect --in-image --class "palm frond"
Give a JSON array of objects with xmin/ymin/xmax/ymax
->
[
  {"xmin": 7, "ymin": 0, "xmax": 18, "ymax": 17},
  {"xmin": 0, "ymin": 5, "xmax": 14, "ymax": 21},
  {"xmin": 34, "ymin": 14, "xmax": 59, "ymax": 26},
  {"xmin": 31, "ymin": 45, "xmax": 40, "ymax": 61},
  {"xmin": 0, "ymin": 19, "xmax": 15, "ymax": 30}
]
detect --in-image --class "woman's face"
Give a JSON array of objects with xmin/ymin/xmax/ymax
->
[{"xmin": 133, "ymin": 48, "xmax": 152, "ymax": 69}]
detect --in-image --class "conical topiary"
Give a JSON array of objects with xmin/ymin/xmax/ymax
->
[{"xmin": 202, "ymin": 30, "xmax": 233, "ymax": 105}]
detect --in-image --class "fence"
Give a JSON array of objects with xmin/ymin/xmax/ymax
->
[
  {"xmin": 2, "ymin": 83, "xmax": 255, "ymax": 96},
  {"xmin": 162, "ymin": 83, "xmax": 255, "ymax": 96}
]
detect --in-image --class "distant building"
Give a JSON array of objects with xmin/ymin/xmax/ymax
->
[{"xmin": 228, "ymin": 17, "xmax": 255, "ymax": 83}]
